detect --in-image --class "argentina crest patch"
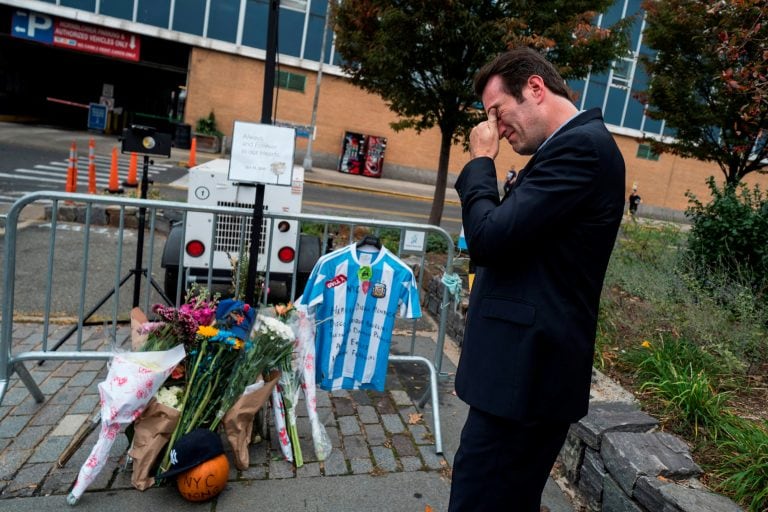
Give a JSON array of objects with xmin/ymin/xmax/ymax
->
[{"xmin": 371, "ymin": 282, "xmax": 387, "ymax": 298}]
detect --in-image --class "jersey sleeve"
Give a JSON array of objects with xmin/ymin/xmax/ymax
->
[
  {"xmin": 300, "ymin": 261, "xmax": 328, "ymax": 310},
  {"xmin": 399, "ymin": 271, "xmax": 422, "ymax": 319}
]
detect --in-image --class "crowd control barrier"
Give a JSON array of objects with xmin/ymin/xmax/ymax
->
[{"xmin": 1, "ymin": 191, "xmax": 457, "ymax": 454}]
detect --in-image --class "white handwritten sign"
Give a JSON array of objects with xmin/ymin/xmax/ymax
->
[
  {"xmin": 402, "ymin": 230, "xmax": 426, "ymax": 252},
  {"xmin": 228, "ymin": 121, "xmax": 295, "ymax": 185}
]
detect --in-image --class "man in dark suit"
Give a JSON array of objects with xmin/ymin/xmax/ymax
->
[{"xmin": 448, "ymin": 47, "xmax": 625, "ymax": 511}]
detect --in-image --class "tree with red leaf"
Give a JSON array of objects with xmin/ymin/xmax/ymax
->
[
  {"xmin": 332, "ymin": 0, "xmax": 630, "ymax": 225},
  {"xmin": 640, "ymin": 0, "xmax": 768, "ymax": 186}
]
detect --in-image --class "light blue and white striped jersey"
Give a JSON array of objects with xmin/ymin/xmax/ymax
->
[{"xmin": 300, "ymin": 243, "xmax": 421, "ymax": 391}]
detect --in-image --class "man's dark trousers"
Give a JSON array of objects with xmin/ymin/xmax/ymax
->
[{"xmin": 448, "ymin": 407, "xmax": 570, "ymax": 512}]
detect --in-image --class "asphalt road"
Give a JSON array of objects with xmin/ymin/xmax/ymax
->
[{"xmin": 1, "ymin": 220, "xmax": 167, "ymax": 321}]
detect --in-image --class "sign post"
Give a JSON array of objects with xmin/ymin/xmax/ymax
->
[
  {"xmin": 87, "ymin": 103, "xmax": 108, "ymax": 132},
  {"xmin": 228, "ymin": 121, "xmax": 295, "ymax": 305}
]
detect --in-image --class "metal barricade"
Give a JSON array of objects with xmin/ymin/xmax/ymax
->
[{"xmin": 1, "ymin": 191, "xmax": 456, "ymax": 453}]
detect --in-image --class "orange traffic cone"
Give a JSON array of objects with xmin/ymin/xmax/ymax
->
[
  {"xmin": 107, "ymin": 146, "xmax": 123, "ymax": 194},
  {"xmin": 124, "ymin": 152, "xmax": 138, "ymax": 187},
  {"xmin": 67, "ymin": 141, "xmax": 78, "ymax": 193},
  {"xmin": 188, "ymin": 137, "xmax": 197, "ymax": 168},
  {"xmin": 88, "ymin": 137, "xmax": 97, "ymax": 194}
]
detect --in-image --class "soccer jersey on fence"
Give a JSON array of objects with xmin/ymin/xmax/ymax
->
[{"xmin": 300, "ymin": 243, "xmax": 421, "ymax": 391}]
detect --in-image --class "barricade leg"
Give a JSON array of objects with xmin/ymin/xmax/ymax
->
[
  {"xmin": 0, "ymin": 362, "xmax": 45, "ymax": 404},
  {"xmin": 388, "ymin": 354, "xmax": 443, "ymax": 454}
]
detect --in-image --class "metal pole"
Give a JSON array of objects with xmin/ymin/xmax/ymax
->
[
  {"xmin": 261, "ymin": 0, "xmax": 279, "ymax": 124},
  {"xmin": 132, "ymin": 156, "xmax": 151, "ymax": 307},
  {"xmin": 302, "ymin": 1, "xmax": 332, "ymax": 172},
  {"xmin": 246, "ymin": 0, "xmax": 279, "ymax": 304},
  {"xmin": 244, "ymin": 184, "xmax": 265, "ymax": 306}
]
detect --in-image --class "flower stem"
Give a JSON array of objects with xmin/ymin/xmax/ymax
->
[
  {"xmin": 158, "ymin": 339, "xmax": 208, "ymax": 474},
  {"xmin": 288, "ymin": 412, "xmax": 303, "ymax": 467}
]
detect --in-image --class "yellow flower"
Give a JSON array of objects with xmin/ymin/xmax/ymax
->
[
  {"xmin": 197, "ymin": 325, "xmax": 219, "ymax": 338},
  {"xmin": 234, "ymin": 339, "xmax": 245, "ymax": 350},
  {"xmin": 641, "ymin": 340, "xmax": 652, "ymax": 349}
]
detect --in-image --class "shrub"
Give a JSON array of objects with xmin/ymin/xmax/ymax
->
[
  {"xmin": 685, "ymin": 177, "xmax": 768, "ymax": 299},
  {"xmin": 195, "ymin": 111, "xmax": 224, "ymax": 137}
]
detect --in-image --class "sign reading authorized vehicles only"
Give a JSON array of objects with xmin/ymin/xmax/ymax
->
[{"xmin": 11, "ymin": 9, "xmax": 140, "ymax": 62}]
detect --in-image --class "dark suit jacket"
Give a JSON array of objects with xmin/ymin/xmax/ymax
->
[{"xmin": 455, "ymin": 108, "xmax": 625, "ymax": 422}]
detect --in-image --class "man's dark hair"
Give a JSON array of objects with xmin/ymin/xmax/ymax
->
[{"xmin": 474, "ymin": 47, "xmax": 572, "ymax": 102}]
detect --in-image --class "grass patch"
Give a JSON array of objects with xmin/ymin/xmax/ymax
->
[{"xmin": 600, "ymin": 220, "xmax": 768, "ymax": 510}]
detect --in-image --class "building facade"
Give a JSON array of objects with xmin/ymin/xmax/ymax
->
[{"xmin": 0, "ymin": 0, "xmax": 765, "ymax": 215}]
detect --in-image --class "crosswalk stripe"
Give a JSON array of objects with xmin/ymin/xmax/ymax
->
[
  {"xmin": 0, "ymin": 157, "xmax": 180, "ymax": 199},
  {"xmin": 36, "ymin": 163, "xmax": 161, "ymax": 175},
  {"xmin": 0, "ymin": 172, "xmax": 72, "ymax": 184},
  {"xmin": 47, "ymin": 160, "xmax": 166, "ymax": 172},
  {"xmin": 10, "ymin": 168, "xmax": 117, "ymax": 185},
  {"xmin": 0, "ymin": 171, "xmax": 141, "ymax": 187}
]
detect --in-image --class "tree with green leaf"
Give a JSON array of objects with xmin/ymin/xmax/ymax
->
[
  {"xmin": 332, "ymin": 0, "xmax": 630, "ymax": 225},
  {"xmin": 640, "ymin": 0, "xmax": 768, "ymax": 186}
]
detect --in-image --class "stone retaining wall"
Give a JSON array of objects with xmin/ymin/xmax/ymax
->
[{"xmin": 421, "ymin": 273, "xmax": 743, "ymax": 511}]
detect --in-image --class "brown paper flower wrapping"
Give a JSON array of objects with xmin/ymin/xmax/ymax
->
[
  {"xmin": 223, "ymin": 372, "xmax": 280, "ymax": 470},
  {"xmin": 128, "ymin": 398, "xmax": 180, "ymax": 490}
]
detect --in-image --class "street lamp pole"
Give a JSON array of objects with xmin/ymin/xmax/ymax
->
[
  {"xmin": 302, "ymin": 2, "xmax": 332, "ymax": 172},
  {"xmin": 245, "ymin": 0, "xmax": 279, "ymax": 306},
  {"xmin": 261, "ymin": 0, "xmax": 279, "ymax": 125}
]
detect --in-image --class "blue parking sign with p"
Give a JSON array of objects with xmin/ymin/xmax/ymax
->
[{"xmin": 12, "ymin": 10, "xmax": 54, "ymax": 44}]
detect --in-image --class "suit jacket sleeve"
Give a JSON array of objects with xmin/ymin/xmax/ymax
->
[{"xmin": 456, "ymin": 130, "xmax": 601, "ymax": 267}]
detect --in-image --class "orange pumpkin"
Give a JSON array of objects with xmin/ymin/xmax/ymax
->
[{"xmin": 176, "ymin": 453, "xmax": 229, "ymax": 502}]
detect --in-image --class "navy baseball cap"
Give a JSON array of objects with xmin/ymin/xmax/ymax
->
[{"xmin": 156, "ymin": 428, "xmax": 225, "ymax": 479}]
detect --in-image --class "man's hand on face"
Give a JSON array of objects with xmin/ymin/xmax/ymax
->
[{"xmin": 469, "ymin": 108, "xmax": 501, "ymax": 160}]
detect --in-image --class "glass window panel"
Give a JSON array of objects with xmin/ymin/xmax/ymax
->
[
  {"xmin": 583, "ymin": 73, "xmax": 608, "ymax": 111},
  {"xmin": 601, "ymin": 0, "xmax": 624, "ymax": 27},
  {"xmin": 100, "ymin": 0, "xmax": 133, "ymax": 19},
  {"xmin": 309, "ymin": 0, "xmax": 326, "ymax": 15},
  {"xmin": 207, "ymin": 0, "xmax": 240, "ymax": 43},
  {"xmin": 611, "ymin": 58, "xmax": 633, "ymax": 89},
  {"xmin": 604, "ymin": 88, "xmax": 626, "ymax": 126},
  {"xmin": 303, "ymin": 12, "xmax": 332, "ymax": 63},
  {"xmin": 623, "ymin": 97, "xmax": 645, "ymax": 130},
  {"xmin": 137, "ymin": 0, "xmax": 171, "ymax": 28},
  {"xmin": 277, "ymin": 70, "xmax": 306, "ymax": 92},
  {"xmin": 643, "ymin": 116, "xmax": 663, "ymax": 135},
  {"xmin": 172, "ymin": 0, "xmax": 206, "ymax": 35},
  {"xmin": 61, "ymin": 0, "xmax": 96, "ymax": 10},
  {"xmin": 242, "ymin": 0, "xmax": 269, "ymax": 49},
  {"xmin": 277, "ymin": 8, "xmax": 304, "ymax": 57},
  {"xmin": 567, "ymin": 78, "xmax": 586, "ymax": 106},
  {"xmin": 637, "ymin": 144, "xmax": 660, "ymax": 161},
  {"xmin": 627, "ymin": 0, "xmax": 644, "ymax": 49}
]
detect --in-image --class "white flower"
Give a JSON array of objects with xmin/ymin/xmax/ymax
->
[
  {"xmin": 257, "ymin": 315, "xmax": 295, "ymax": 341},
  {"xmin": 156, "ymin": 385, "xmax": 184, "ymax": 410}
]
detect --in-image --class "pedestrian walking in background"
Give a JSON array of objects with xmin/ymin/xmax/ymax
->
[
  {"xmin": 628, "ymin": 186, "xmax": 641, "ymax": 218},
  {"xmin": 449, "ymin": 47, "xmax": 626, "ymax": 511}
]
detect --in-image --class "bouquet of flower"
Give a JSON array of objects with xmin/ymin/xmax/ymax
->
[
  {"xmin": 290, "ymin": 303, "xmax": 332, "ymax": 461},
  {"xmin": 270, "ymin": 303, "xmax": 331, "ymax": 466},
  {"xmin": 125, "ymin": 289, "xmax": 219, "ymax": 490},
  {"xmin": 67, "ymin": 345, "xmax": 186, "ymax": 504},
  {"xmin": 208, "ymin": 306, "xmax": 293, "ymax": 469},
  {"xmin": 155, "ymin": 312, "xmax": 250, "ymax": 474}
]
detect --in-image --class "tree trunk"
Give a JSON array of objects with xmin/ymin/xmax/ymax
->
[{"xmin": 428, "ymin": 128, "xmax": 454, "ymax": 226}]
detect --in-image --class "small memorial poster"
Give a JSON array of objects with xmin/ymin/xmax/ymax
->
[{"xmin": 228, "ymin": 121, "xmax": 295, "ymax": 186}]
